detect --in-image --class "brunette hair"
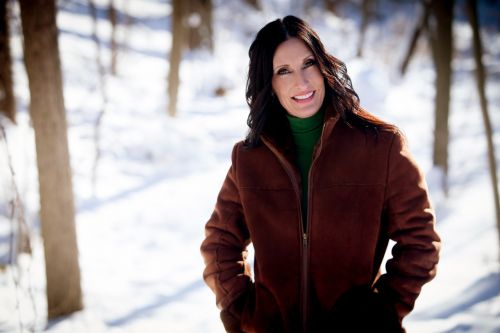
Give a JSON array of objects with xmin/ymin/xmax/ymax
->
[{"xmin": 245, "ymin": 15, "xmax": 393, "ymax": 147}]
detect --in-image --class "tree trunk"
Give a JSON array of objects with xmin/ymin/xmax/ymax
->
[
  {"xmin": 0, "ymin": 0, "xmax": 15, "ymax": 122},
  {"xmin": 19, "ymin": 0, "xmax": 83, "ymax": 319},
  {"xmin": 465, "ymin": 0, "xmax": 500, "ymax": 259},
  {"xmin": 324, "ymin": 0, "xmax": 337, "ymax": 14},
  {"xmin": 356, "ymin": 0, "xmax": 374, "ymax": 58},
  {"xmin": 108, "ymin": 0, "xmax": 118, "ymax": 75},
  {"xmin": 186, "ymin": 0, "xmax": 213, "ymax": 51},
  {"xmin": 88, "ymin": 0, "xmax": 108, "ymax": 196},
  {"xmin": 244, "ymin": 0, "xmax": 261, "ymax": 10},
  {"xmin": 430, "ymin": 0, "xmax": 454, "ymax": 192},
  {"xmin": 168, "ymin": 0, "xmax": 186, "ymax": 117}
]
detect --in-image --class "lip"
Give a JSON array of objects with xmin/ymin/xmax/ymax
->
[{"xmin": 292, "ymin": 91, "xmax": 315, "ymax": 103}]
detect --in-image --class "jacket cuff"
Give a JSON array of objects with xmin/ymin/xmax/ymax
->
[
  {"xmin": 219, "ymin": 284, "xmax": 254, "ymax": 332},
  {"xmin": 220, "ymin": 309, "xmax": 243, "ymax": 333},
  {"xmin": 217, "ymin": 275, "xmax": 252, "ymax": 310},
  {"xmin": 373, "ymin": 275, "xmax": 415, "ymax": 321}
]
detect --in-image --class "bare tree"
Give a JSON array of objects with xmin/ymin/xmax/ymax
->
[
  {"xmin": 108, "ymin": 0, "xmax": 118, "ymax": 75},
  {"xmin": 356, "ymin": 0, "xmax": 375, "ymax": 57},
  {"xmin": 168, "ymin": 0, "xmax": 187, "ymax": 117},
  {"xmin": 19, "ymin": 0, "xmax": 83, "ymax": 319},
  {"xmin": 0, "ymin": 0, "xmax": 15, "ymax": 122},
  {"xmin": 400, "ymin": 0, "xmax": 432, "ymax": 75},
  {"xmin": 88, "ymin": 0, "xmax": 108, "ymax": 196},
  {"xmin": 167, "ymin": 0, "xmax": 213, "ymax": 116},
  {"xmin": 186, "ymin": 0, "xmax": 213, "ymax": 51},
  {"xmin": 429, "ymin": 0, "xmax": 454, "ymax": 192},
  {"xmin": 244, "ymin": 0, "xmax": 261, "ymax": 10},
  {"xmin": 323, "ymin": 0, "xmax": 351, "ymax": 15},
  {"xmin": 465, "ymin": 0, "xmax": 500, "ymax": 258},
  {"xmin": 398, "ymin": 0, "xmax": 453, "ymax": 192}
]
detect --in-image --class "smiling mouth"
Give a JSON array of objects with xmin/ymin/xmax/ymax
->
[{"xmin": 292, "ymin": 91, "xmax": 315, "ymax": 102}]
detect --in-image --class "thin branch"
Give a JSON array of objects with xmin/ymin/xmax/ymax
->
[
  {"xmin": 88, "ymin": 0, "xmax": 108, "ymax": 197},
  {"xmin": 400, "ymin": 0, "xmax": 431, "ymax": 75}
]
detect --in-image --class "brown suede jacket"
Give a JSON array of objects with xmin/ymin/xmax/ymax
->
[{"xmin": 201, "ymin": 112, "xmax": 441, "ymax": 333}]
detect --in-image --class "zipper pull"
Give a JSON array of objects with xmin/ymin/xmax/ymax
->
[{"xmin": 303, "ymin": 233, "xmax": 308, "ymax": 246}]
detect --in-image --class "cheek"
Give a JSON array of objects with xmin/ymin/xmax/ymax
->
[
  {"xmin": 272, "ymin": 79, "xmax": 288, "ymax": 100},
  {"xmin": 271, "ymin": 78, "xmax": 277, "ymax": 94},
  {"xmin": 317, "ymin": 79, "xmax": 325, "ymax": 93},
  {"xmin": 311, "ymin": 69, "xmax": 324, "ymax": 87}
]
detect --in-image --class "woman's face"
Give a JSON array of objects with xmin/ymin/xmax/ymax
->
[{"xmin": 271, "ymin": 37, "xmax": 325, "ymax": 118}]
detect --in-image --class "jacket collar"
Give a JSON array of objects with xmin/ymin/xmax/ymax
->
[{"xmin": 261, "ymin": 104, "xmax": 340, "ymax": 162}]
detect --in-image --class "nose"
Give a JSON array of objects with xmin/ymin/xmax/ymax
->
[{"xmin": 294, "ymin": 70, "xmax": 309, "ymax": 89}]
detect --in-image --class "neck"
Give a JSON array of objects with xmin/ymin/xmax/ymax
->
[{"xmin": 286, "ymin": 108, "xmax": 325, "ymax": 134}]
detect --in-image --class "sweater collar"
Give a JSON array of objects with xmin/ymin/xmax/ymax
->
[
  {"xmin": 286, "ymin": 108, "xmax": 325, "ymax": 134},
  {"xmin": 261, "ymin": 106, "xmax": 340, "ymax": 164},
  {"xmin": 260, "ymin": 104, "xmax": 340, "ymax": 162}
]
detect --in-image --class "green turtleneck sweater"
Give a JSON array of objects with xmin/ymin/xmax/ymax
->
[{"xmin": 286, "ymin": 109, "xmax": 324, "ymax": 226}]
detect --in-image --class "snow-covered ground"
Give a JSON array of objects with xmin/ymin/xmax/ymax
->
[{"xmin": 0, "ymin": 0, "xmax": 499, "ymax": 332}]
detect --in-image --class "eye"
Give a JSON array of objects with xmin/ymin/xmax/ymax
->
[
  {"xmin": 304, "ymin": 58, "xmax": 316, "ymax": 68},
  {"xmin": 276, "ymin": 67, "xmax": 290, "ymax": 76}
]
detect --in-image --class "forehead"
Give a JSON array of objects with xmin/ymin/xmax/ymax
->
[{"xmin": 273, "ymin": 37, "xmax": 312, "ymax": 66}]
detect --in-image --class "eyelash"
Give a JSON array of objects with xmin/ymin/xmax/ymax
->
[
  {"xmin": 277, "ymin": 68, "xmax": 290, "ymax": 75},
  {"xmin": 276, "ymin": 59, "xmax": 316, "ymax": 76},
  {"xmin": 304, "ymin": 59, "xmax": 316, "ymax": 67}
]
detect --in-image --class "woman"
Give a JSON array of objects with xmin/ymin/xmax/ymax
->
[{"xmin": 201, "ymin": 15, "xmax": 440, "ymax": 333}]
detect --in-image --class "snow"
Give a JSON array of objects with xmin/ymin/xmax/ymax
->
[{"xmin": 1, "ymin": 0, "xmax": 499, "ymax": 332}]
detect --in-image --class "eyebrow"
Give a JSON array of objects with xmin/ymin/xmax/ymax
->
[{"xmin": 273, "ymin": 54, "xmax": 315, "ymax": 72}]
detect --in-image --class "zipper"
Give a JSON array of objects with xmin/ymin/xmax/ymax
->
[
  {"xmin": 261, "ymin": 117, "xmax": 333, "ymax": 333},
  {"xmin": 301, "ymin": 121, "xmax": 327, "ymax": 332},
  {"xmin": 301, "ymin": 233, "xmax": 308, "ymax": 333},
  {"xmin": 261, "ymin": 138, "xmax": 308, "ymax": 331}
]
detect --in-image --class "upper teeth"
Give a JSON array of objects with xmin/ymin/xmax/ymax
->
[{"xmin": 294, "ymin": 92, "xmax": 313, "ymax": 100}]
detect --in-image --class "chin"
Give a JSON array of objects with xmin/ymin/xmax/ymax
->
[
  {"xmin": 303, "ymin": 108, "xmax": 320, "ymax": 117},
  {"xmin": 294, "ymin": 112, "xmax": 316, "ymax": 119}
]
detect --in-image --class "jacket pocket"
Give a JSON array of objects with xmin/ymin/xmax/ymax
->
[
  {"xmin": 327, "ymin": 285, "xmax": 405, "ymax": 333},
  {"xmin": 240, "ymin": 283, "xmax": 284, "ymax": 333}
]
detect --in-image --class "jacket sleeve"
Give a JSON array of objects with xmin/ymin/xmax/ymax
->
[
  {"xmin": 200, "ymin": 143, "xmax": 253, "ymax": 311},
  {"xmin": 374, "ymin": 131, "xmax": 441, "ymax": 320}
]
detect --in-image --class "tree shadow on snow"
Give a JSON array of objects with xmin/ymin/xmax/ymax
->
[
  {"xmin": 412, "ymin": 272, "xmax": 500, "ymax": 320},
  {"xmin": 443, "ymin": 324, "xmax": 500, "ymax": 333},
  {"xmin": 442, "ymin": 323, "xmax": 500, "ymax": 333},
  {"xmin": 105, "ymin": 278, "xmax": 205, "ymax": 327},
  {"xmin": 442, "ymin": 323, "xmax": 473, "ymax": 333}
]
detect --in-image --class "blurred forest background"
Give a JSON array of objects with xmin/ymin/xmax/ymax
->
[{"xmin": 0, "ymin": 0, "xmax": 499, "ymax": 332}]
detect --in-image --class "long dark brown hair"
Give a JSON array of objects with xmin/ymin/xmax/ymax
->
[{"xmin": 245, "ymin": 15, "xmax": 394, "ymax": 147}]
